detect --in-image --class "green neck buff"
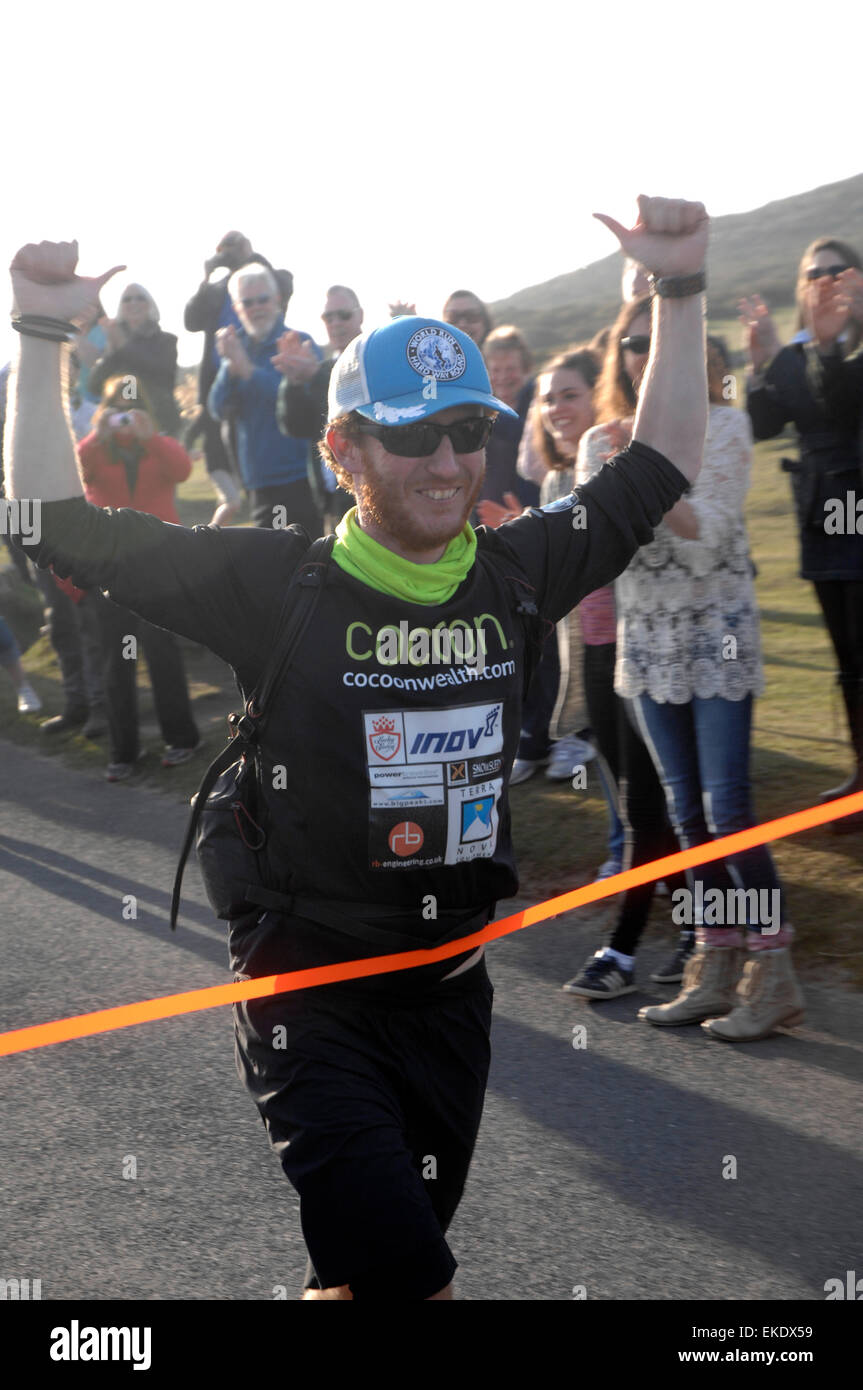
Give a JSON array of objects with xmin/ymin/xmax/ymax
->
[{"xmin": 333, "ymin": 507, "xmax": 477, "ymax": 605}]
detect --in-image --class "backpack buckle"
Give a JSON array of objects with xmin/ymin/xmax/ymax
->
[{"xmin": 228, "ymin": 711, "xmax": 258, "ymax": 742}]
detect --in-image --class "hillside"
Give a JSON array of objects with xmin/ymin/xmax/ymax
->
[{"xmin": 489, "ymin": 172, "xmax": 863, "ymax": 359}]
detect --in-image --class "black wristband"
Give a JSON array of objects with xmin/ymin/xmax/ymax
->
[
  {"xmin": 648, "ymin": 271, "xmax": 707, "ymax": 299},
  {"xmin": 11, "ymin": 314, "xmax": 80, "ymax": 343}
]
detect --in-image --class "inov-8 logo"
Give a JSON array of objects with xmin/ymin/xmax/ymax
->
[{"xmin": 0, "ymin": 1277, "xmax": 42, "ymax": 1299}]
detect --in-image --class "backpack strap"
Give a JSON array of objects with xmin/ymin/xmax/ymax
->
[
  {"xmin": 476, "ymin": 525, "xmax": 552, "ymax": 696},
  {"xmin": 170, "ymin": 533, "xmax": 335, "ymax": 930}
]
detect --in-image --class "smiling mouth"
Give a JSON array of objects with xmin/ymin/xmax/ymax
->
[{"xmin": 418, "ymin": 487, "xmax": 460, "ymax": 501}]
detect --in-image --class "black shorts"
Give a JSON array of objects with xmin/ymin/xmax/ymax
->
[{"xmin": 233, "ymin": 958, "xmax": 493, "ymax": 1300}]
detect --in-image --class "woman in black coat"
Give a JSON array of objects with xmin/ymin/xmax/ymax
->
[
  {"xmin": 89, "ymin": 283, "xmax": 181, "ymax": 436},
  {"xmin": 741, "ymin": 237, "xmax": 863, "ymax": 830}
]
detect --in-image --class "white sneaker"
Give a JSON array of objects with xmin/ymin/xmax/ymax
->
[
  {"xmin": 594, "ymin": 858, "xmax": 623, "ymax": 881},
  {"xmin": 17, "ymin": 681, "xmax": 42, "ymax": 714},
  {"xmin": 510, "ymin": 758, "xmax": 543, "ymax": 786},
  {"xmin": 546, "ymin": 735, "xmax": 597, "ymax": 780}
]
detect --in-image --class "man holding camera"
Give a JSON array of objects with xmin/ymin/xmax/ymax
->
[
  {"xmin": 7, "ymin": 196, "xmax": 708, "ymax": 1299},
  {"xmin": 185, "ymin": 232, "xmax": 293, "ymax": 520}
]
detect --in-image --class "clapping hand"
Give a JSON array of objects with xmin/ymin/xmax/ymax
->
[
  {"xmin": 594, "ymin": 195, "xmax": 709, "ymax": 278},
  {"xmin": 388, "ymin": 299, "xmax": 417, "ymax": 318},
  {"xmin": 10, "ymin": 240, "xmax": 124, "ymax": 329},
  {"xmin": 271, "ymin": 330, "xmax": 320, "ymax": 383},
  {"xmin": 103, "ymin": 317, "xmax": 127, "ymax": 351},
  {"xmin": 738, "ymin": 294, "xmax": 781, "ymax": 371},
  {"xmin": 838, "ymin": 268, "xmax": 863, "ymax": 326},
  {"xmin": 807, "ymin": 268, "xmax": 863, "ymax": 347},
  {"xmin": 477, "ymin": 492, "xmax": 522, "ymax": 529},
  {"xmin": 216, "ymin": 325, "xmax": 253, "ymax": 379}
]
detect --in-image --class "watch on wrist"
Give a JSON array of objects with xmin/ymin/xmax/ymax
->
[{"xmin": 648, "ymin": 270, "xmax": 707, "ymax": 299}]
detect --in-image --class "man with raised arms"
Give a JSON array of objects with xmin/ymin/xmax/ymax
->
[{"xmin": 6, "ymin": 197, "xmax": 708, "ymax": 1300}]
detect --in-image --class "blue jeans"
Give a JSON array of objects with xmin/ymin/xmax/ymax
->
[
  {"xmin": 0, "ymin": 615, "xmax": 21, "ymax": 663},
  {"xmin": 631, "ymin": 694, "xmax": 784, "ymax": 934},
  {"xmin": 594, "ymin": 754, "xmax": 625, "ymax": 865}
]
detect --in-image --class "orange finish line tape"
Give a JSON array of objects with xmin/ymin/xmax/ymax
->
[{"xmin": 2, "ymin": 789, "xmax": 862, "ymax": 1059}]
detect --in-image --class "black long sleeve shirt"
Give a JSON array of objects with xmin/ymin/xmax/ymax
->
[{"xmin": 25, "ymin": 440, "xmax": 687, "ymax": 969}]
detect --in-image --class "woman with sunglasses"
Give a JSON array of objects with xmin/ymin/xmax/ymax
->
[
  {"xmin": 742, "ymin": 237, "xmax": 863, "ymax": 832},
  {"xmin": 89, "ymin": 283, "xmax": 181, "ymax": 436},
  {"xmin": 627, "ymin": 340, "xmax": 801, "ymax": 1037},
  {"xmin": 564, "ymin": 297, "xmax": 690, "ymax": 996},
  {"xmin": 569, "ymin": 329, "xmax": 803, "ymax": 1040}
]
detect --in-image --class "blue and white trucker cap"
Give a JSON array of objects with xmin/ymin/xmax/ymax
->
[{"xmin": 327, "ymin": 316, "xmax": 518, "ymax": 424}]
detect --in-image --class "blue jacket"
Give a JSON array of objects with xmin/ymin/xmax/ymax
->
[{"xmin": 208, "ymin": 321, "xmax": 320, "ymax": 491}]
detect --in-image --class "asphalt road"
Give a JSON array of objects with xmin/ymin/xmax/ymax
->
[{"xmin": 1, "ymin": 742, "xmax": 861, "ymax": 1302}]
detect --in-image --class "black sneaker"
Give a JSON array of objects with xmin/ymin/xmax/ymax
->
[
  {"xmin": 563, "ymin": 953, "xmax": 636, "ymax": 998},
  {"xmin": 650, "ymin": 937, "xmax": 695, "ymax": 984}
]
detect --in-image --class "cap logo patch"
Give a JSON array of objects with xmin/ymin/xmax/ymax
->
[
  {"xmin": 372, "ymin": 402, "xmax": 427, "ymax": 423},
  {"xmin": 406, "ymin": 326, "xmax": 467, "ymax": 382}
]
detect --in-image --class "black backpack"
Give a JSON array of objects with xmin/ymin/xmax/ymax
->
[{"xmin": 170, "ymin": 534, "xmax": 334, "ymax": 930}]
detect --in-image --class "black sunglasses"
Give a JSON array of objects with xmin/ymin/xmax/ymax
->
[
  {"xmin": 620, "ymin": 334, "xmax": 651, "ymax": 354},
  {"xmin": 322, "ymin": 309, "xmax": 357, "ymax": 323},
  {"xmin": 356, "ymin": 415, "xmax": 495, "ymax": 458},
  {"xmin": 806, "ymin": 264, "xmax": 849, "ymax": 282}
]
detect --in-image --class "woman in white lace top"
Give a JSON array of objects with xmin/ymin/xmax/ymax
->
[
  {"xmin": 566, "ymin": 335, "xmax": 804, "ymax": 1042},
  {"xmin": 615, "ymin": 378, "xmax": 763, "ymax": 703}
]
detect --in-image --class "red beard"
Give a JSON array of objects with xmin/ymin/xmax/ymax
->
[{"xmin": 353, "ymin": 449, "xmax": 486, "ymax": 552}]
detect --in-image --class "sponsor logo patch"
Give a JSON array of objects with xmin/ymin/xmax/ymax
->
[
  {"xmin": 388, "ymin": 821, "xmax": 425, "ymax": 857},
  {"xmin": 368, "ymin": 715, "xmax": 401, "ymax": 762}
]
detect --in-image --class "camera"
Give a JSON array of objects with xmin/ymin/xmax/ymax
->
[{"xmin": 108, "ymin": 412, "xmax": 134, "ymax": 429}]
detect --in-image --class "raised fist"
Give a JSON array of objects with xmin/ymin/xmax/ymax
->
[
  {"xmin": 10, "ymin": 241, "xmax": 124, "ymax": 327},
  {"xmin": 595, "ymin": 196, "xmax": 708, "ymax": 279}
]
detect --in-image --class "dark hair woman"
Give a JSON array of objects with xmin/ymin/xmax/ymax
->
[
  {"xmin": 562, "ymin": 297, "xmax": 689, "ymax": 979},
  {"xmin": 741, "ymin": 235, "xmax": 863, "ymax": 831},
  {"xmin": 476, "ymin": 347, "xmax": 600, "ymax": 785}
]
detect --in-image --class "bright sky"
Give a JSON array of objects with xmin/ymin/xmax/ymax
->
[{"xmin": 3, "ymin": 0, "xmax": 862, "ymax": 367}]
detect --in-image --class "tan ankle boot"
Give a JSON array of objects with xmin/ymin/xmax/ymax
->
[
  {"xmin": 702, "ymin": 948, "xmax": 805, "ymax": 1041},
  {"xmin": 639, "ymin": 944, "xmax": 743, "ymax": 1026}
]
